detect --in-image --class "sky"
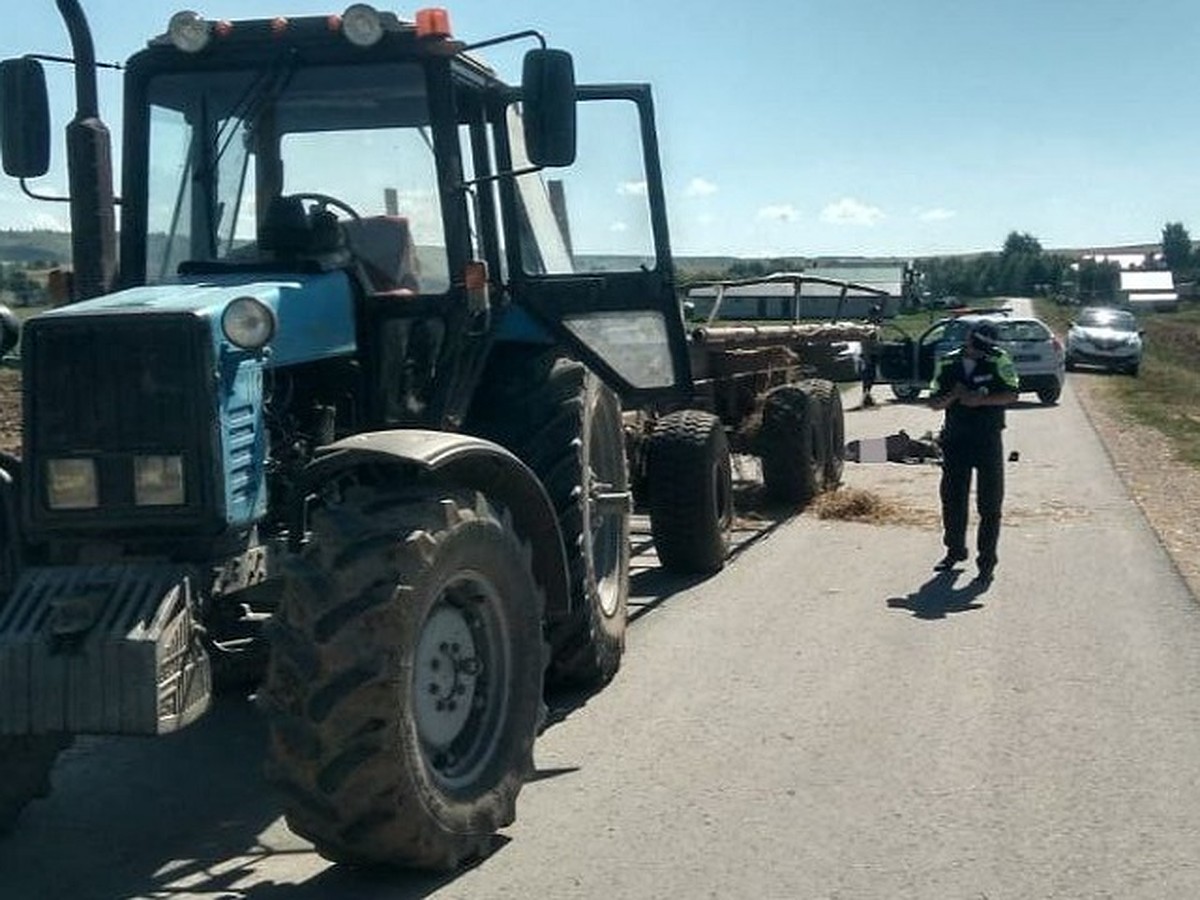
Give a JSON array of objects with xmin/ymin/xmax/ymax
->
[{"xmin": 4, "ymin": 0, "xmax": 1200, "ymax": 259}]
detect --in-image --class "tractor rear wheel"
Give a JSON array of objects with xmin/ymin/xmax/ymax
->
[
  {"xmin": 262, "ymin": 484, "xmax": 545, "ymax": 870},
  {"xmin": 467, "ymin": 348, "xmax": 630, "ymax": 688},
  {"xmin": 646, "ymin": 410, "xmax": 733, "ymax": 574},
  {"xmin": 0, "ymin": 734, "xmax": 70, "ymax": 832},
  {"xmin": 759, "ymin": 383, "xmax": 825, "ymax": 506}
]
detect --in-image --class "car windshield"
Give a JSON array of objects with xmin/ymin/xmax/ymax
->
[
  {"xmin": 1077, "ymin": 309, "xmax": 1137, "ymax": 331},
  {"xmin": 993, "ymin": 319, "xmax": 1050, "ymax": 343}
]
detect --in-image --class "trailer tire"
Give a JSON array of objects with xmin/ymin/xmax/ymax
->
[
  {"xmin": 646, "ymin": 410, "xmax": 733, "ymax": 574},
  {"xmin": 262, "ymin": 485, "xmax": 545, "ymax": 871},
  {"xmin": 0, "ymin": 734, "xmax": 71, "ymax": 833},
  {"xmin": 466, "ymin": 347, "xmax": 630, "ymax": 688},
  {"xmin": 804, "ymin": 379, "xmax": 845, "ymax": 489},
  {"xmin": 759, "ymin": 383, "xmax": 824, "ymax": 506}
]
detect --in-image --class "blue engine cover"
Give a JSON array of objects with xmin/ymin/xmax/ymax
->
[{"xmin": 33, "ymin": 272, "xmax": 357, "ymax": 528}]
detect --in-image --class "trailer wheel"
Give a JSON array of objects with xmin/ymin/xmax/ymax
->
[
  {"xmin": 262, "ymin": 485, "xmax": 545, "ymax": 871},
  {"xmin": 803, "ymin": 379, "xmax": 845, "ymax": 489},
  {"xmin": 0, "ymin": 734, "xmax": 71, "ymax": 832},
  {"xmin": 466, "ymin": 347, "xmax": 630, "ymax": 688},
  {"xmin": 759, "ymin": 383, "xmax": 824, "ymax": 505},
  {"xmin": 646, "ymin": 410, "xmax": 733, "ymax": 574}
]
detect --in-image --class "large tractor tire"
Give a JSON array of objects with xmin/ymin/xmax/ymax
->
[
  {"xmin": 646, "ymin": 410, "xmax": 733, "ymax": 574},
  {"xmin": 262, "ymin": 484, "xmax": 546, "ymax": 871},
  {"xmin": 0, "ymin": 734, "xmax": 71, "ymax": 832},
  {"xmin": 758, "ymin": 383, "xmax": 825, "ymax": 506},
  {"xmin": 467, "ymin": 347, "xmax": 630, "ymax": 688}
]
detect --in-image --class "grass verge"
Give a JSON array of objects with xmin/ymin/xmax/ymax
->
[{"xmin": 1035, "ymin": 299, "xmax": 1200, "ymax": 468}]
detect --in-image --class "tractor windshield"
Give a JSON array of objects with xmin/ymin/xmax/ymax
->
[{"xmin": 144, "ymin": 60, "xmax": 449, "ymax": 292}]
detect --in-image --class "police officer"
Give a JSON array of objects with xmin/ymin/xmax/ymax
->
[{"xmin": 929, "ymin": 321, "xmax": 1020, "ymax": 585}]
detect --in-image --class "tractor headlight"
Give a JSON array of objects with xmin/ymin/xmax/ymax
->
[
  {"xmin": 222, "ymin": 297, "xmax": 276, "ymax": 350},
  {"xmin": 46, "ymin": 458, "xmax": 99, "ymax": 510},
  {"xmin": 134, "ymin": 455, "xmax": 186, "ymax": 507},
  {"xmin": 167, "ymin": 11, "xmax": 212, "ymax": 53},
  {"xmin": 341, "ymin": 4, "xmax": 384, "ymax": 46}
]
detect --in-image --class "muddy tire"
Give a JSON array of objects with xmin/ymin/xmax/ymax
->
[
  {"xmin": 646, "ymin": 410, "xmax": 733, "ymax": 574},
  {"xmin": 0, "ymin": 734, "xmax": 71, "ymax": 833},
  {"xmin": 800, "ymin": 379, "xmax": 844, "ymax": 489},
  {"xmin": 759, "ymin": 383, "xmax": 824, "ymax": 506},
  {"xmin": 466, "ymin": 347, "xmax": 630, "ymax": 688},
  {"xmin": 262, "ymin": 484, "xmax": 546, "ymax": 870}
]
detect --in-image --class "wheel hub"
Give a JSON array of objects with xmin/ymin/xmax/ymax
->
[{"xmin": 414, "ymin": 606, "xmax": 480, "ymax": 748}]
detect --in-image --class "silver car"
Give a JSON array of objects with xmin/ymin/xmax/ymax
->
[{"xmin": 1065, "ymin": 307, "xmax": 1144, "ymax": 376}]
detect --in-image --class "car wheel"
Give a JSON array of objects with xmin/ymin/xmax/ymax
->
[
  {"xmin": 1128, "ymin": 363, "xmax": 1140, "ymax": 377},
  {"xmin": 1037, "ymin": 384, "xmax": 1061, "ymax": 405}
]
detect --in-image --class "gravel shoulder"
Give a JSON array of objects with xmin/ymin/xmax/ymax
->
[{"xmin": 1070, "ymin": 374, "xmax": 1200, "ymax": 600}]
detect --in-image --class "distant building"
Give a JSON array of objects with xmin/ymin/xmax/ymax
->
[
  {"xmin": 1119, "ymin": 270, "xmax": 1178, "ymax": 311},
  {"xmin": 686, "ymin": 260, "xmax": 913, "ymax": 321}
]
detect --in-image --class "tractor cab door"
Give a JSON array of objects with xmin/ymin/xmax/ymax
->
[{"xmin": 500, "ymin": 84, "xmax": 691, "ymax": 407}]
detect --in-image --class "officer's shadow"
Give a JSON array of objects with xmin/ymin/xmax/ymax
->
[{"xmin": 886, "ymin": 570, "xmax": 989, "ymax": 620}]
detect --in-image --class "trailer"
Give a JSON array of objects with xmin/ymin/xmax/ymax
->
[{"xmin": 627, "ymin": 272, "xmax": 889, "ymax": 573}]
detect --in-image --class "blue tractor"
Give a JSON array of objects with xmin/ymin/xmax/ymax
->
[{"xmin": 0, "ymin": 1, "xmax": 691, "ymax": 868}]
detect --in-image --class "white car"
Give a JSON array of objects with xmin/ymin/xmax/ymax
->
[
  {"xmin": 1066, "ymin": 307, "xmax": 1144, "ymax": 376},
  {"xmin": 878, "ymin": 310, "xmax": 1067, "ymax": 405}
]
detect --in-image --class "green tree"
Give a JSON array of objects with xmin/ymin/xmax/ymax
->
[
  {"xmin": 1161, "ymin": 221, "xmax": 1192, "ymax": 272},
  {"xmin": 1002, "ymin": 231, "xmax": 1043, "ymax": 258}
]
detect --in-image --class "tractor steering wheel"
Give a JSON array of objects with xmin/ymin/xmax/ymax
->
[{"xmin": 288, "ymin": 192, "xmax": 362, "ymax": 222}]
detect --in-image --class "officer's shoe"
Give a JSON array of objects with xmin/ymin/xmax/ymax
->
[
  {"xmin": 933, "ymin": 549, "xmax": 969, "ymax": 571},
  {"xmin": 974, "ymin": 563, "xmax": 996, "ymax": 586}
]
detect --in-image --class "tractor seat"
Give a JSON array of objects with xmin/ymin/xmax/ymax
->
[{"xmin": 342, "ymin": 216, "xmax": 420, "ymax": 294}]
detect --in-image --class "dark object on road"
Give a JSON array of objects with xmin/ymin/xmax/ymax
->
[{"xmin": 846, "ymin": 429, "xmax": 941, "ymax": 464}]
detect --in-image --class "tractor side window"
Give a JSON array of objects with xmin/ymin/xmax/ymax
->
[
  {"xmin": 146, "ymin": 105, "xmax": 193, "ymax": 282},
  {"xmin": 509, "ymin": 98, "xmax": 656, "ymax": 276}
]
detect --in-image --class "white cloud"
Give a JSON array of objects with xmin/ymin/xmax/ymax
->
[
  {"xmin": 685, "ymin": 177, "xmax": 718, "ymax": 197},
  {"xmin": 757, "ymin": 204, "xmax": 799, "ymax": 222},
  {"xmin": 917, "ymin": 207, "xmax": 957, "ymax": 222},
  {"xmin": 697, "ymin": 213, "xmax": 716, "ymax": 226},
  {"xmin": 821, "ymin": 197, "xmax": 885, "ymax": 226},
  {"xmin": 617, "ymin": 180, "xmax": 648, "ymax": 197},
  {"xmin": 609, "ymin": 221, "xmax": 629, "ymax": 233}
]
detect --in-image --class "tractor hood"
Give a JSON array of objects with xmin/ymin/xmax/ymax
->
[{"xmin": 35, "ymin": 270, "xmax": 357, "ymax": 367}]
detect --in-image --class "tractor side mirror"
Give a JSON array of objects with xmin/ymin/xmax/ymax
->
[
  {"xmin": 1, "ymin": 57, "xmax": 51, "ymax": 178},
  {"xmin": 521, "ymin": 48, "xmax": 576, "ymax": 168}
]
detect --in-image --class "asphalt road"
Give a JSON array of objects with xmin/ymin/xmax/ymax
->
[{"xmin": 5, "ymin": 356, "xmax": 1200, "ymax": 898}]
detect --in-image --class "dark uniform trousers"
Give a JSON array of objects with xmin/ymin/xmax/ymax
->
[{"xmin": 939, "ymin": 429, "xmax": 1004, "ymax": 569}]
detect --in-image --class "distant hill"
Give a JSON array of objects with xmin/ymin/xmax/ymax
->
[{"xmin": 0, "ymin": 230, "xmax": 71, "ymax": 265}]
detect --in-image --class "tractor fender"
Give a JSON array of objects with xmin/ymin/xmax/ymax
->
[{"xmin": 299, "ymin": 430, "xmax": 572, "ymax": 622}]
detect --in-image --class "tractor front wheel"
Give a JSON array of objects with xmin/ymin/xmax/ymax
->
[{"xmin": 262, "ymin": 484, "xmax": 546, "ymax": 871}]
